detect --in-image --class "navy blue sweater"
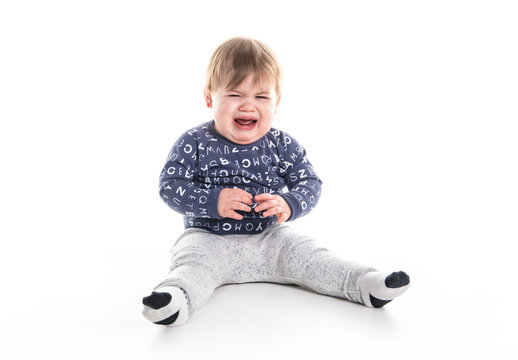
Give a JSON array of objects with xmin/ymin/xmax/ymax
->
[{"xmin": 159, "ymin": 120, "xmax": 322, "ymax": 234}]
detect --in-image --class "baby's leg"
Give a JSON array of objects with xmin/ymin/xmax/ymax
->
[
  {"xmin": 268, "ymin": 225, "xmax": 410, "ymax": 307},
  {"xmin": 142, "ymin": 228, "xmax": 229, "ymax": 327}
]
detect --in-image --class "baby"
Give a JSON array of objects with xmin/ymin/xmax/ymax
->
[{"xmin": 142, "ymin": 37, "xmax": 410, "ymax": 327}]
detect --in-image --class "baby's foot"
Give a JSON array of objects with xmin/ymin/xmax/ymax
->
[
  {"xmin": 142, "ymin": 286, "xmax": 189, "ymax": 326},
  {"xmin": 359, "ymin": 271, "xmax": 410, "ymax": 308}
]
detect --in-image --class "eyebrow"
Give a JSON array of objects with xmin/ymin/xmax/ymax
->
[{"xmin": 226, "ymin": 89, "xmax": 272, "ymax": 95}]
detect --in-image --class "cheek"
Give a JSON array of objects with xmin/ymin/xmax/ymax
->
[
  {"xmin": 222, "ymin": 102, "xmax": 237, "ymax": 116},
  {"xmin": 261, "ymin": 103, "xmax": 276, "ymax": 116},
  {"xmin": 214, "ymin": 103, "xmax": 230, "ymax": 119}
]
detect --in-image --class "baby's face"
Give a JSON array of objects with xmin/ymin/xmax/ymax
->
[{"xmin": 206, "ymin": 74, "xmax": 280, "ymax": 145}]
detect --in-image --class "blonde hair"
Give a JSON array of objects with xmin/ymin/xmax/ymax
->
[{"xmin": 205, "ymin": 37, "xmax": 282, "ymax": 94}]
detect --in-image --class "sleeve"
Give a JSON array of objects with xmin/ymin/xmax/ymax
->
[
  {"xmin": 158, "ymin": 130, "xmax": 222, "ymax": 219},
  {"xmin": 278, "ymin": 134, "xmax": 322, "ymax": 221}
]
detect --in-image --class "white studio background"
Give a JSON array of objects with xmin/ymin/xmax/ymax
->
[{"xmin": 1, "ymin": 1, "xmax": 517, "ymax": 359}]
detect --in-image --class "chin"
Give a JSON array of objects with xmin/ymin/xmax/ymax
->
[{"xmin": 234, "ymin": 136, "xmax": 258, "ymax": 145}]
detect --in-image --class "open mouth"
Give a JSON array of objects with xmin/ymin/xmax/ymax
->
[{"xmin": 234, "ymin": 118, "xmax": 258, "ymax": 130}]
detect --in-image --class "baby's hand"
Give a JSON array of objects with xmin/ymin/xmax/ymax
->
[
  {"xmin": 217, "ymin": 188, "xmax": 253, "ymax": 220},
  {"xmin": 254, "ymin": 194, "xmax": 291, "ymax": 224}
]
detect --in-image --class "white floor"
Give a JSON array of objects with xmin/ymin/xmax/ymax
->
[{"xmin": 3, "ymin": 212, "xmax": 517, "ymax": 360}]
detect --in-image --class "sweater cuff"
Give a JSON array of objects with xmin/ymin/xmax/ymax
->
[
  {"xmin": 207, "ymin": 187, "xmax": 224, "ymax": 219},
  {"xmin": 279, "ymin": 193, "xmax": 300, "ymax": 222}
]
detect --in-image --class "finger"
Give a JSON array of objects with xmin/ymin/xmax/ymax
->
[
  {"xmin": 229, "ymin": 212, "xmax": 244, "ymax": 220},
  {"xmin": 225, "ymin": 192, "xmax": 253, "ymax": 205},
  {"xmin": 231, "ymin": 188, "xmax": 253, "ymax": 199},
  {"xmin": 223, "ymin": 210, "xmax": 243, "ymax": 220},
  {"xmin": 255, "ymin": 199, "xmax": 278, "ymax": 213},
  {"xmin": 232, "ymin": 202, "xmax": 252, "ymax": 213},
  {"xmin": 263, "ymin": 206, "xmax": 283, "ymax": 218},
  {"xmin": 237, "ymin": 195, "xmax": 253, "ymax": 205},
  {"xmin": 254, "ymin": 193, "xmax": 274, "ymax": 202}
]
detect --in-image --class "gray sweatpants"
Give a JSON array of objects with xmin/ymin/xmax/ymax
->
[{"xmin": 155, "ymin": 224, "xmax": 375, "ymax": 313}]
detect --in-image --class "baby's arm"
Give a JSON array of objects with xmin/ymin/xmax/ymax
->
[
  {"xmin": 253, "ymin": 134, "xmax": 321, "ymax": 223},
  {"xmin": 159, "ymin": 130, "xmax": 221, "ymax": 218}
]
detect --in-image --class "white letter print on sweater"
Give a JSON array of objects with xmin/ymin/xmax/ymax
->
[{"xmin": 159, "ymin": 121, "xmax": 322, "ymax": 234}]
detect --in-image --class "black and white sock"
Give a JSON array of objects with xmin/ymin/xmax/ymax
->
[
  {"xmin": 359, "ymin": 271, "xmax": 410, "ymax": 308},
  {"xmin": 142, "ymin": 286, "xmax": 189, "ymax": 326}
]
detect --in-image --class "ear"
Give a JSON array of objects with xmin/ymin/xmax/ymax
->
[
  {"xmin": 274, "ymin": 93, "xmax": 282, "ymax": 114},
  {"xmin": 204, "ymin": 89, "xmax": 212, "ymax": 108}
]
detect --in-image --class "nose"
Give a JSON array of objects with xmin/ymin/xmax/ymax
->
[{"xmin": 239, "ymin": 97, "xmax": 255, "ymax": 111}]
